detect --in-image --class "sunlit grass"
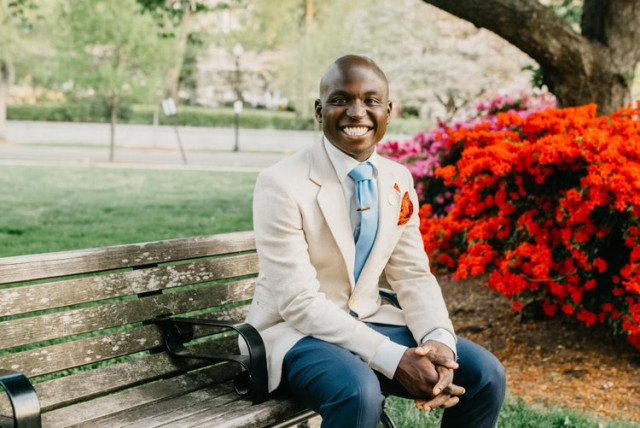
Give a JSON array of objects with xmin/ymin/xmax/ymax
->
[{"xmin": 0, "ymin": 165, "xmax": 256, "ymax": 256}]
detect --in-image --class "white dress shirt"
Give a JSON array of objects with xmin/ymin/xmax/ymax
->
[{"xmin": 323, "ymin": 137, "xmax": 456, "ymax": 379}]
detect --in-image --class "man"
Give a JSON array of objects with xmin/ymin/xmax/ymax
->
[{"xmin": 245, "ymin": 54, "xmax": 505, "ymax": 427}]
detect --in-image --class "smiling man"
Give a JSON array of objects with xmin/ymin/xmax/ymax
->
[{"xmin": 245, "ymin": 55, "xmax": 505, "ymax": 427}]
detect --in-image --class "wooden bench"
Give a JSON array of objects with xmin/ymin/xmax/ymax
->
[
  {"xmin": 0, "ymin": 231, "xmax": 321, "ymax": 427},
  {"xmin": 0, "ymin": 231, "xmax": 398, "ymax": 428}
]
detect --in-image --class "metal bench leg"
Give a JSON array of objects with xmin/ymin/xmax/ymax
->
[{"xmin": 380, "ymin": 408, "xmax": 396, "ymax": 428}]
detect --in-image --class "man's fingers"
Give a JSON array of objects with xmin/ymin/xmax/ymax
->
[
  {"xmin": 414, "ymin": 345, "xmax": 432, "ymax": 356},
  {"xmin": 426, "ymin": 352, "xmax": 458, "ymax": 369},
  {"xmin": 415, "ymin": 392, "xmax": 452, "ymax": 411},
  {"xmin": 441, "ymin": 395, "xmax": 460, "ymax": 409},
  {"xmin": 432, "ymin": 366, "xmax": 453, "ymax": 396},
  {"xmin": 443, "ymin": 383, "xmax": 466, "ymax": 396}
]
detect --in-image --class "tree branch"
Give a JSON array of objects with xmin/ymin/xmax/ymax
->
[{"xmin": 421, "ymin": 0, "xmax": 591, "ymax": 73}]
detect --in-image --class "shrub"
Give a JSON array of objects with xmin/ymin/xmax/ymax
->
[
  {"xmin": 418, "ymin": 103, "xmax": 640, "ymax": 351},
  {"xmin": 380, "ymin": 93, "xmax": 556, "ymax": 216},
  {"xmin": 7, "ymin": 100, "xmax": 132, "ymax": 122},
  {"xmin": 7, "ymin": 103, "xmax": 317, "ymax": 130}
]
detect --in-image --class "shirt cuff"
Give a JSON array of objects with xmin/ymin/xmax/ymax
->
[
  {"xmin": 369, "ymin": 338, "xmax": 407, "ymax": 379},
  {"xmin": 422, "ymin": 328, "xmax": 457, "ymax": 358}
]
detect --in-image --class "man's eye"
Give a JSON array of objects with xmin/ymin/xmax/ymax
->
[
  {"xmin": 365, "ymin": 98, "xmax": 380, "ymax": 105},
  {"xmin": 332, "ymin": 98, "xmax": 347, "ymax": 104}
]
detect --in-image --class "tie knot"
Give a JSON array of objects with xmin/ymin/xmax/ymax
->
[{"xmin": 348, "ymin": 162, "xmax": 374, "ymax": 182}]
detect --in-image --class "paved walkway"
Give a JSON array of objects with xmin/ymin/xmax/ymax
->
[{"xmin": 1, "ymin": 121, "xmax": 411, "ymax": 171}]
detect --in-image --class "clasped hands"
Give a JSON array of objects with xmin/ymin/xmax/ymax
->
[{"xmin": 394, "ymin": 340, "xmax": 465, "ymax": 411}]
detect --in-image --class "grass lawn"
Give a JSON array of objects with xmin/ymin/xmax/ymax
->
[
  {"xmin": 385, "ymin": 395, "xmax": 638, "ymax": 427},
  {"xmin": 0, "ymin": 164, "xmax": 256, "ymax": 256},
  {"xmin": 1, "ymin": 164, "xmax": 636, "ymax": 427}
]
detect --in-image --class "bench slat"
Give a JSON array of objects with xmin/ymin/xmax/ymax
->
[
  {"xmin": 42, "ymin": 368, "xmax": 237, "ymax": 428},
  {"xmin": 81, "ymin": 388, "xmax": 240, "ymax": 428},
  {"xmin": 0, "ymin": 231, "xmax": 255, "ymax": 285},
  {"xmin": 0, "ymin": 306, "xmax": 248, "ymax": 378},
  {"xmin": 0, "ymin": 337, "xmax": 238, "ymax": 415},
  {"xmin": 0, "ymin": 253, "xmax": 258, "ymax": 317},
  {"xmin": 0, "ymin": 279, "xmax": 254, "ymax": 350},
  {"xmin": 161, "ymin": 395, "xmax": 307, "ymax": 428}
]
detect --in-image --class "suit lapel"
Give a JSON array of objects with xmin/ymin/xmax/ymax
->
[{"xmin": 310, "ymin": 140, "xmax": 356, "ymax": 286}]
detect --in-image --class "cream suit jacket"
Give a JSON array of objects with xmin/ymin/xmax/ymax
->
[{"xmin": 245, "ymin": 138, "xmax": 455, "ymax": 392}]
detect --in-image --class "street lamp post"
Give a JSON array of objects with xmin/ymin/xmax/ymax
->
[{"xmin": 232, "ymin": 43, "xmax": 243, "ymax": 153}]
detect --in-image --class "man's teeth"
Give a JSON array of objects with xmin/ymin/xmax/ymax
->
[{"xmin": 343, "ymin": 126, "xmax": 369, "ymax": 136}]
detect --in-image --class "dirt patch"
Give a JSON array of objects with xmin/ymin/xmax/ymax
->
[{"xmin": 441, "ymin": 276, "xmax": 640, "ymax": 423}]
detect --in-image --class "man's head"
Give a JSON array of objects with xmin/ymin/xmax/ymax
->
[{"xmin": 315, "ymin": 55, "xmax": 392, "ymax": 162}]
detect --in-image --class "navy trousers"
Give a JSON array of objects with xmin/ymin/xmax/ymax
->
[{"xmin": 282, "ymin": 323, "xmax": 505, "ymax": 428}]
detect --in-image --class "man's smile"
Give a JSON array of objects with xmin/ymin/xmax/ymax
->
[{"xmin": 342, "ymin": 126, "xmax": 372, "ymax": 137}]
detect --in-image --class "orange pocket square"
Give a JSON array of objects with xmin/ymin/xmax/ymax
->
[{"xmin": 398, "ymin": 191, "xmax": 414, "ymax": 225}]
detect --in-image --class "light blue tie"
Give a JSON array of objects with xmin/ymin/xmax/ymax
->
[{"xmin": 349, "ymin": 162, "xmax": 378, "ymax": 283}]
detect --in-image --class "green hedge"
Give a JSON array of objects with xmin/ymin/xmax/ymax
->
[
  {"xmin": 7, "ymin": 103, "xmax": 316, "ymax": 130},
  {"xmin": 7, "ymin": 102, "xmax": 427, "ymax": 134}
]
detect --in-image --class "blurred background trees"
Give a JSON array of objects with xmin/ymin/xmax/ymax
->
[
  {"xmin": 55, "ymin": 0, "xmax": 169, "ymax": 158},
  {"xmin": 2, "ymin": 0, "xmax": 639, "ymax": 138}
]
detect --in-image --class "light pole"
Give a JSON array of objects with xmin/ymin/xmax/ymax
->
[{"xmin": 232, "ymin": 43, "xmax": 243, "ymax": 152}]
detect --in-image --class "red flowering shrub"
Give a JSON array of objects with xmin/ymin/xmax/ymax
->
[
  {"xmin": 380, "ymin": 93, "xmax": 555, "ymax": 216},
  {"xmin": 419, "ymin": 103, "xmax": 640, "ymax": 351}
]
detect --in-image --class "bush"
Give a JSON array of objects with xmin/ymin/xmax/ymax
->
[
  {"xmin": 380, "ymin": 93, "xmax": 556, "ymax": 216},
  {"xmin": 8, "ymin": 102, "xmax": 317, "ymax": 130},
  {"xmin": 418, "ymin": 103, "xmax": 640, "ymax": 351},
  {"xmin": 7, "ymin": 100, "xmax": 132, "ymax": 122}
]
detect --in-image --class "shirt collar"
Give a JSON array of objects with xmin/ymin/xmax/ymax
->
[{"xmin": 323, "ymin": 137, "xmax": 378, "ymax": 183}]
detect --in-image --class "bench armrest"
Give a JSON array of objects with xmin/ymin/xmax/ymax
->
[
  {"xmin": 0, "ymin": 370, "xmax": 41, "ymax": 428},
  {"xmin": 157, "ymin": 317, "xmax": 268, "ymax": 405},
  {"xmin": 379, "ymin": 289, "xmax": 401, "ymax": 309}
]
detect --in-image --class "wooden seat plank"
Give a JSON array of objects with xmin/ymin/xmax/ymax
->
[
  {"xmin": 42, "ymin": 368, "xmax": 237, "ymax": 428},
  {"xmin": 0, "ymin": 279, "xmax": 254, "ymax": 350},
  {"xmin": 0, "ymin": 231, "xmax": 255, "ymax": 285},
  {"xmin": 164, "ymin": 395, "xmax": 308, "ymax": 428},
  {"xmin": 82, "ymin": 388, "xmax": 240, "ymax": 428},
  {"xmin": 0, "ymin": 253, "xmax": 258, "ymax": 317}
]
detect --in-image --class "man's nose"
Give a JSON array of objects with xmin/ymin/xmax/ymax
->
[{"xmin": 346, "ymin": 100, "xmax": 366, "ymax": 118}]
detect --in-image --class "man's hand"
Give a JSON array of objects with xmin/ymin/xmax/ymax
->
[
  {"xmin": 414, "ymin": 341, "xmax": 465, "ymax": 411},
  {"xmin": 394, "ymin": 341, "xmax": 465, "ymax": 411}
]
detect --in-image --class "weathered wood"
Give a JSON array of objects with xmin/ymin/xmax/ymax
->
[
  {"xmin": 0, "ymin": 279, "xmax": 254, "ymax": 350},
  {"xmin": 0, "ymin": 232, "xmax": 312, "ymax": 428},
  {"xmin": 3, "ymin": 337, "xmax": 238, "ymax": 414},
  {"xmin": 162, "ymin": 395, "xmax": 308, "ymax": 428},
  {"xmin": 0, "ymin": 307, "xmax": 248, "ymax": 378},
  {"xmin": 80, "ymin": 388, "xmax": 240, "ymax": 428},
  {"xmin": 0, "ymin": 253, "xmax": 258, "ymax": 317},
  {"xmin": 42, "ymin": 370, "xmax": 237, "ymax": 428},
  {"xmin": 0, "ymin": 231, "xmax": 255, "ymax": 285}
]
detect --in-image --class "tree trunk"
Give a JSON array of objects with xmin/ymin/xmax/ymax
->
[
  {"xmin": 109, "ymin": 92, "xmax": 117, "ymax": 161},
  {"xmin": 0, "ymin": 60, "xmax": 10, "ymax": 142},
  {"xmin": 164, "ymin": 3, "xmax": 192, "ymax": 102},
  {"xmin": 421, "ymin": 0, "xmax": 640, "ymax": 114}
]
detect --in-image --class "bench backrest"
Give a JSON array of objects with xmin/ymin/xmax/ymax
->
[{"xmin": 0, "ymin": 231, "xmax": 258, "ymax": 423}]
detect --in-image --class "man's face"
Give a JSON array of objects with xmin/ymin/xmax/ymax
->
[{"xmin": 315, "ymin": 62, "xmax": 392, "ymax": 162}]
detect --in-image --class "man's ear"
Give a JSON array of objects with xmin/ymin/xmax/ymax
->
[
  {"xmin": 386, "ymin": 101, "xmax": 393, "ymax": 124},
  {"xmin": 314, "ymin": 99, "xmax": 322, "ymax": 123}
]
